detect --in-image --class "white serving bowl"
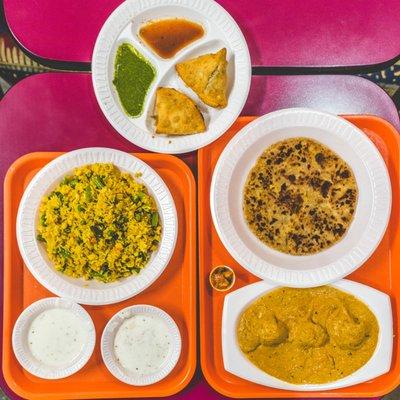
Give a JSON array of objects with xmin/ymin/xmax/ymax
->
[
  {"xmin": 211, "ymin": 108, "xmax": 391, "ymax": 287},
  {"xmin": 12, "ymin": 297, "xmax": 96, "ymax": 379},
  {"xmin": 17, "ymin": 147, "xmax": 178, "ymax": 305},
  {"xmin": 101, "ymin": 304, "xmax": 181, "ymax": 385},
  {"xmin": 222, "ymin": 280, "xmax": 393, "ymax": 391},
  {"xmin": 92, "ymin": 0, "xmax": 251, "ymax": 154}
]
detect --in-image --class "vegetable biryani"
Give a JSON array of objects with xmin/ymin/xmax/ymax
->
[{"xmin": 37, "ymin": 163, "xmax": 161, "ymax": 283}]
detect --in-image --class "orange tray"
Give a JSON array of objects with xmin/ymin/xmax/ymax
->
[
  {"xmin": 3, "ymin": 152, "xmax": 197, "ymax": 399},
  {"xmin": 198, "ymin": 115, "xmax": 400, "ymax": 398}
]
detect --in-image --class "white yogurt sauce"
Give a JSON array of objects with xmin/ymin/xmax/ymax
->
[
  {"xmin": 114, "ymin": 314, "xmax": 172, "ymax": 375},
  {"xmin": 28, "ymin": 308, "xmax": 88, "ymax": 367}
]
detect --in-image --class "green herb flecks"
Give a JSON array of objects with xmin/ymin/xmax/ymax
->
[
  {"xmin": 93, "ymin": 175, "xmax": 105, "ymax": 189},
  {"xmin": 85, "ymin": 186, "xmax": 92, "ymax": 202},
  {"xmin": 151, "ymin": 212, "xmax": 159, "ymax": 227}
]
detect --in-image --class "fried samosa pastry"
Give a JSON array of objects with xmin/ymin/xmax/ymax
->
[
  {"xmin": 176, "ymin": 48, "xmax": 228, "ymax": 108},
  {"xmin": 154, "ymin": 87, "xmax": 206, "ymax": 135}
]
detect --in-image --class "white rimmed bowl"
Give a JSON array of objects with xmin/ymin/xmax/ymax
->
[
  {"xmin": 101, "ymin": 304, "xmax": 181, "ymax": 385},
  {"xmin": 92, "ymin": 0, "xmax": 251, "ymax": 154},
  {"xmin": 12, "ymin": 297, "xmax": 96, "ymax": 379},
  {"xmin": 222, "ymin": 280, "xmax": 393, "ymax": 391},
  {"xmin": 17, "ymin": 147, "xmax": 178, "ymax": 305},
  {"xmin": 211, "ymin": 108, "xmax": 392, "ymax": 287}
]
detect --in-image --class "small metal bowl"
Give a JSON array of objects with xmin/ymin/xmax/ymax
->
[{"xmin": 209, "ymin": 265, "xmax": 236, "ymax": 292}]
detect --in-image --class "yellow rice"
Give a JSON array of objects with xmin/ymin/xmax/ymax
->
[{"xmin": 37, "ymin": 163, "xmax": 162, "ymax": 283}]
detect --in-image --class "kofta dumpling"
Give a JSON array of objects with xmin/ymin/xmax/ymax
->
[
  {"xmin": 289, "ymin": 321, "xmax": 328, "ymax": 349},
  {"xmin": 237, "ymin": 304, "xmax": 288, "ymax": 351},
  {"xmin": 326, "ymin": 306, "xmax": 368, "ymax": 350}
]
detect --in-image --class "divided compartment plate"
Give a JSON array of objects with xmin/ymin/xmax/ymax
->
[
  {"xmin": 3, "ymin": 152, "xmax": 196, "ymax": 399},
  {"xmin": 92, "ymin": 0, "xmax": 251, "ymax": 154},
  {"xmin": 198, "ymin": 115, "xmax": 400, "ymax": 398}
]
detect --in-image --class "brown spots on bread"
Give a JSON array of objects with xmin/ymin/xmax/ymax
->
[{"xmin": 243, "ymin": 138, "xmax": 358, "ymax": 255}]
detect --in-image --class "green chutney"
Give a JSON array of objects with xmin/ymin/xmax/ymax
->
[{"xmin": 113, "ymin": 43, "xmax": 156, "ymax": 117}]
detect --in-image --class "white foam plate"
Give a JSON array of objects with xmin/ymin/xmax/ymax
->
[
  {"xmin": 12, "ymin": 297, "xmax": 96, "ymax": 379},
  {"xmin": 101, "ymin": 304, "xmax": 181, "ymax": 385},
  {"xmin": 17, "ymin": 147, "xmax": 178, "ymax": 305},
  {"xmin": 92, "ymin": 0, "xmax": 251, "ymax": 154},
  {"xmin": 222, "ymin": 279, "xmax": 393, "ymax": 391},
  {"xmin": 211, "ymin": 108, "xmax": 392, "ymax": 287}
]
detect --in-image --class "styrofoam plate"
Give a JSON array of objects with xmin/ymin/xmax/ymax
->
[
  {"xmin": 211, "ymin": 108, "xmax": 391, "ymax": 287},
  {"xmin": 17, "ymin": 148, "xmax": 178, "ymax": 305},
  {"xmin": 92, "ymin": 0, "xmax": 251, "ymax": 154}
]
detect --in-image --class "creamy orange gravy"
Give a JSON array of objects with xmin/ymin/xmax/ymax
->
[{"xmin": 139, "ymin": 19, "xmax": 204, "ymax": 59}]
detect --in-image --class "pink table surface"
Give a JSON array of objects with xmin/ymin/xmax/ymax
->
[
  {"xmin": 4, "ymin": 0, "xmax": 400, "ymax": 68},
  {"xmin": 247, "ymin": 75, "xmax": 400, "ymax": 130},
  {"xmin": 0, "ymin": 72, "xmax": 396, "ymax": 399}
]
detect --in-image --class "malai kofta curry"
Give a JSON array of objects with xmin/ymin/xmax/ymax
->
[{"xmin": 237, "ymin": 286, "xmax": 378, "ymax": 384}]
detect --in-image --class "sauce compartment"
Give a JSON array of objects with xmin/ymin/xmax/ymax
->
[
  {"xmin": 92, "ymin": 0, "xmax": 251, "ymax": 154},
  {"xmin": 138, "ymin": 18, "xmax": 205, "ymax": 59},
  {"xmin": 131, "ymin": 4, "xmax": 211, "ymax": 61}
]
